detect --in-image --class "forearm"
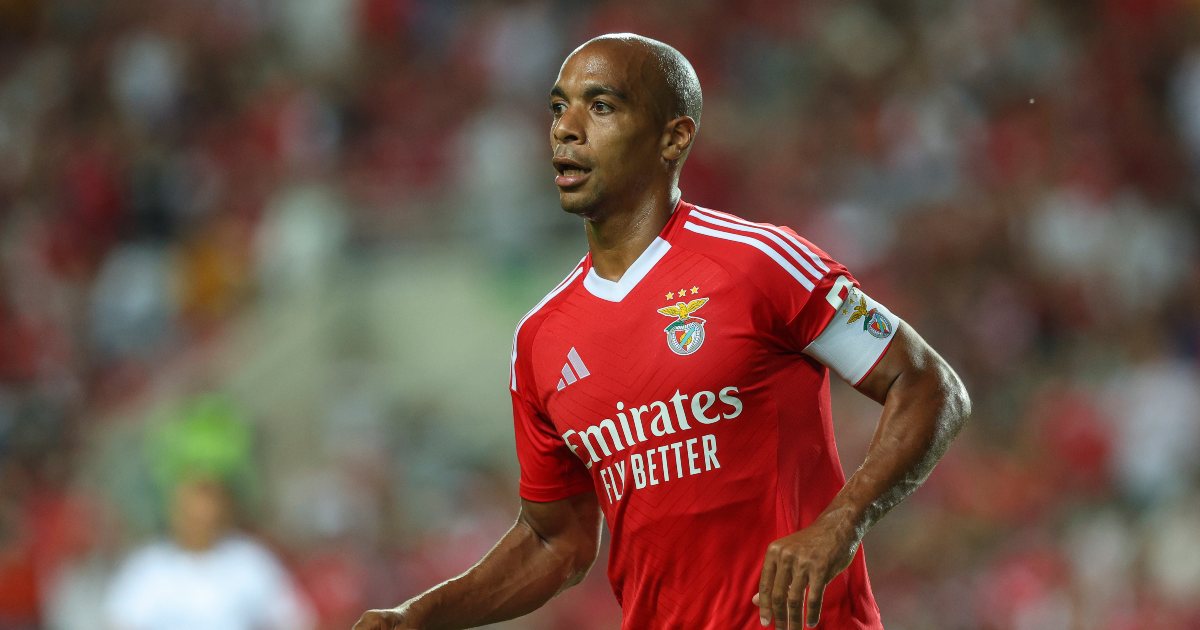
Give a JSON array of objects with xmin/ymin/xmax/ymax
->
[
  {"xmin": 824, "ymin": 344, "xmax": 971, "ymax": 540},
  {"xmin": 756, "ymin": 321, "xmax": 970, "ymax": 627},
  {"xmin": 399, "ymin": 519, "xmax": 589, "ymax": 629}
]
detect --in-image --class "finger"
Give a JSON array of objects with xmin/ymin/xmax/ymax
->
[
  {"xmin": 771, "ymin": 556, "xmax": 793, "ymax": 630},
  {"xmin": 805, "ymin": 573, "xmax": 828, "ymax": 628},
  {"xmin": 757, "ymin": 550, "xmax": 779, "ymax": 626},
  {"xmin": 787, "ymin": 568, "xmax": 808, "ymax": 629}
]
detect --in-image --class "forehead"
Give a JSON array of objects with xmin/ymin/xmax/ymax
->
[{"xmin": 555, "ymin": 40, "xmax": 658, "ymax": 97}]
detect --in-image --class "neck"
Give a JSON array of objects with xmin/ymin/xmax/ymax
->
[
  {"xmin": 175, "ymin": 528, "xmax": 222, "ymax": 552},
  {"xmin": 586, "ymin": 187, "xmax": 680, "ymax": 281}
]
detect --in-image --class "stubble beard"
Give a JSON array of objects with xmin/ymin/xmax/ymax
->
[{"xmin": 558, "ymin": 186, "xmax": 606, "ymax": 221}]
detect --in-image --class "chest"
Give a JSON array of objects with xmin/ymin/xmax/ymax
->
[
  {"xmin": 132, "ymin": 549, "xmax": 264, "ymax": 628},
  {"xmin": 534, "ymin": 258, "xmax": 786, "ymax": 451}
]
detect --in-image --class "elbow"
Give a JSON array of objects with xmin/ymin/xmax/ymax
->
[
  {"xmin": 937, "ymin": 360, "xmax": 971, "ymax": 436},
  {"xmin": 561, "ymin": 538, "xmax": 600, "ymax": 589},
  {"xmin": 532, "ymin": 526, "xmax": 599, "ymax": 592},
  {"xmin": 955, "ymin": 379, "xmax": 972, "ymax": 426},
  {"xmin": 518, "ymin": 494, "xmax": 602, "ymax": 595},
  {"xmin": 545, "ymin": 548, "xmax": 594, "ymax": 594},
  {"xmin": 562, "ymin": 561, "xmax": 592, "ymax": 589}
]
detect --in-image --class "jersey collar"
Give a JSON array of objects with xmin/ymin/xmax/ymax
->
[{"xmin": 582, "ymin": 198, "xmax": 689, "ymax": 303}]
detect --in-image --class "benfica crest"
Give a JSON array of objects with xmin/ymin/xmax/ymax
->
[
  {"xmin": 657, "ymin": 298, "xmax": 709, "ymax": 355},
  {"xmin": 845, "ymin": 292, "xmax": 893, "ymax": 339}
]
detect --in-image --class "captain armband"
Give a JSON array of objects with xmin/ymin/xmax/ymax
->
[{"xmin": 802, "ymin": 281, "xmax": 901, "ymax": 386}]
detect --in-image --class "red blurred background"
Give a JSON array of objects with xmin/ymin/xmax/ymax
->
[{"xmin": 1, "ymin": 1, "xmax": 1199, "ymax": 628}]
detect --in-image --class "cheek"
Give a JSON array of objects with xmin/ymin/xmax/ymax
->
[
  {"xmin": 611, "ymin": 137, "xmax": 659, "ymax": 176},
  {"xmin": 602, "ymin": 131, "xmax": 648, "ymax": 161},
  {"xmin": 591, "ymin": 121, "xmax": 659, "ymax": 176}
]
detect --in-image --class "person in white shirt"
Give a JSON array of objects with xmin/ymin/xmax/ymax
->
[{"xmin": 105, "ymin": 475, "xmax": 314, "ymax": 630}]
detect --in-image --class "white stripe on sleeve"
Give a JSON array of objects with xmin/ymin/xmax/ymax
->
[
  {"xmin": 690, "ymin": 207, "xmax": 826, "ymax": 283},
  {"xmin": 696, "ymin": 207, "xmax": 830, "ymax": 274},
  {"xmin": 683, "ymin": 221, "xmax": 816, "ymax": 291}
]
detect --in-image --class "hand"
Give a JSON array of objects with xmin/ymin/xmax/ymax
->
[
  {"xmin": 352, "ymin": 607, "xmax": 420, "ymax": 630},
  {"xmin": 753, "ymin": 515, "xmax": 860, "ymax": 629}
]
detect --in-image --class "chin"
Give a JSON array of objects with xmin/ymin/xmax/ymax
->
[{"xmin": 558, "ymin": 190, "xmax": 600, "ymax": 217}]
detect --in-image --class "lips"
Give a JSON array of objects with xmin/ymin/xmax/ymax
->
[{"xmin": 553, "ymin": 156, "xmax": 592, "ymax": 188}]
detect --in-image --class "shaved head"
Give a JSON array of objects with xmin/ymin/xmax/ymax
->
[
  {"xmin": 570, "ymin": 33, "xmax": 702, "ymax": 130},
  {"xmin": 549, "ymin": 33, "xmax": 702, "ymax": 218}
]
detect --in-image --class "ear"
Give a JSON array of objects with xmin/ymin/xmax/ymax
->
[{"xmin": 661, "ymin": 116, "xmax": 698, "ymax": 162}]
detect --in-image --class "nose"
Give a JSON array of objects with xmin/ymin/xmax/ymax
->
[{"xmin": 552, "ymin": 104, "xmax": 584, "ymax": 145}]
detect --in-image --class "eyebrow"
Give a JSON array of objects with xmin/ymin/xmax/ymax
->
[{"xmin": 549, "ymin": 83, "xmax": 630, "ymax": 102}]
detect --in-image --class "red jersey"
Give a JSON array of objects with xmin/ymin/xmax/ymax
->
[{"xmin": 509, "ymin": 200, "xmax": 892, "ymax": 629}]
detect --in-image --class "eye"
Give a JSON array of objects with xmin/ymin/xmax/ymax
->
[
  {"xmin": 592, "ymin": 101, "xmax": 614, "ymax": 114},
  {"xmin": 549, "ymin": 101, "xmax": 566, "ymax": 117}
]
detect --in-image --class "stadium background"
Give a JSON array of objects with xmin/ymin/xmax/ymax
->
[{"xmin": 2, "ymin": 0, "xmax": 1199, "ymax": 628}]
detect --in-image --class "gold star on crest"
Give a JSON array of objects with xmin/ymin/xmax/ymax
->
[
  {"xmin": 665, "ymin": 291, "xmax": 674, "ymax": 300},
  {"xmin": 690, "ymin": 286, "xmax": 700, "ymax": 294}
]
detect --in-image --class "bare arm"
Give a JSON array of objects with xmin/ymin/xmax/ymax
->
[
  {"xmin": 354, "ymin": 491, "xmax": 602, "ymax": 630},
  {"xmin": 834, "ymin": 322, "xmax": 971, "ymax": 545},
  {"xmin": 756, "ymin": 323, "xmax": 971, "ymax": 628}
]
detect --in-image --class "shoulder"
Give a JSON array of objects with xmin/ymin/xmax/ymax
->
[
  {"xmin": 214, "ymin": 535, "xmax": 286, "ymax": 568},
  {"xmin": 116, "ymin": 540, "xmax": 176, "ymax": 571},
  {"xmin": 509, "ymin": 255, "xmax": 588, "ymax": 393},
  {"xmin": 674, "ymin": 204, "xmax": 834, "ymax": 294},
  {"xmin": 108, "ymin": 541, "xmax": 181, "ymax": 593}
]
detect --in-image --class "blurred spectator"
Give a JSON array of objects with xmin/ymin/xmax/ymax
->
[
  {"xmin": 1103, "ymin": 349, "xmax": 1200, "ymax": 507},
  {"xmin": 103, "ymin": 395, "xmax": 313, "ymax": 630},
  {"xmin": 104, "ymin": 475, "xmax": 314, "ymax": 630}
]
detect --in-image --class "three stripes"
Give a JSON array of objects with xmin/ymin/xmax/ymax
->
[
  {"xmin": 556, "ymin": 347, "xmax": 591, "ymax": 391},
  {"xmin": 683, "ymin": 206, "xmax": 829, "ymax": 291}
]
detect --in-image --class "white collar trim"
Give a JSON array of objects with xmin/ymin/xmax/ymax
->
[{"xmin": 583, "ymin": 237, "xmax": 672, "ymax": 302}]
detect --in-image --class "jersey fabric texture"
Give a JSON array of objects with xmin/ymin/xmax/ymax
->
[{"xmin": 509, "ymin": 200, "xmax": 893, "ymax": 629}]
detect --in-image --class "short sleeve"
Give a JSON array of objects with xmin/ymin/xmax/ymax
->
[
  {"xmin": 769, "ymin": 230, "xmax": 858, "ymax": 351},
  {"xmin": 767, "ymin": 230, "xmax": 900, "ymax": 385},
  {"xmin": 511, "ymin": 388, "xmax": 594, "ymax": 502}
]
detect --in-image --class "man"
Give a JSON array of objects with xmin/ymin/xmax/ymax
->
[
  {"xmin": 107, "ymin": 395, "xmax": 313, "ymax": 629},
  {"xmin": 106, "ymin": 474, "xmax": 315, "ymax": 630},
  {"xmin": 356, "ymin": 33, "xmax": 970, "ymax": 629}
]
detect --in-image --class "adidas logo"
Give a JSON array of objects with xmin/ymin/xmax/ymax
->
[{"xmin": 556, "ymin": 347, "xmax": 591, "ymax": 391}]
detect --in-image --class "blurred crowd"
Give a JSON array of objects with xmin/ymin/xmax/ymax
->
[{"xmin": 2, "ymin": 0, "xmax": 1199, "ymax": 628}]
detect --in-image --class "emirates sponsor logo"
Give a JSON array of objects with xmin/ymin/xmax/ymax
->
[
  {"xmin": 560, "ymin": 386, "xmax": 741, "ymax": 467},
  {"xmin": 560, "ymin": 386, "xmax": 742, "ymax": 504}
]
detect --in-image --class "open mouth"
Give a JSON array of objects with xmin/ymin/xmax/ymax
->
[
  {"xmin": 553, "ymin": 158, "xmax": 592, "ymax": 187},
  {"xmin": 553, "ymin": 160, "xmax": 591, "ymax": 177},
  {"xmin": 556, "ymin": 165, "xmax": 590, "ymax": 177}
]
